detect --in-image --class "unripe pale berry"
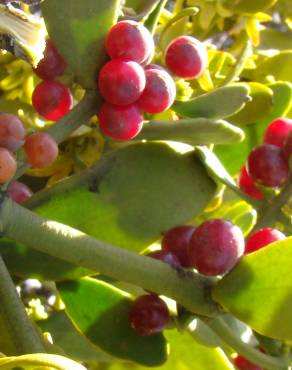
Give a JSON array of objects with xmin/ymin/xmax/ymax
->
[
  {"xmin": 98, "ymin": 102, "xmax": 143, "ymax": 141},
  {"xmin": 165, "ymin": 36, "xmax": 208, "ymax": 79},
  {"xmin": 24, "ymin": 132, "xmax": 58, "ymax": 168},
  {"xmin": 188, "ymin": 219, "xmax": 245, "ymax": 276},
  {"xmin": 7, "ymin": 181, "xmax": 33, "ymax": 204},
  {"xmin": 238, "ymin": 165, "xmax": 264, "ymax": 200},
  {"xmin": 32, "ymin": 80, "xmax": 73, "ymax": 121},
  {"xmin": 98, "ymin": 59, "xmax": 146, "ymax": 106},
  {"xmin": 0, "ymin": 147, "xmax": 17, "ymax": 184},
  {"xmin": 106, "ymin": 20, "xmax": 154, "ymax": 64},
  {"xmin": 263, "ymin": 117, "xmax": 292, "ymax": 148},
  {"xmin": 247, "ymin": 144, "xmax": 290, "ymax": 188},
  {"xmin": 245, "ymin": 228, "xmax": 285, "ymax": 254},
  {"xmin": 147, "ymin": 250, "xmax": 181, "ymax": 268},
  {"xmin": 0, "ymin": 113, "xmax": 25, "ymax": 151}
]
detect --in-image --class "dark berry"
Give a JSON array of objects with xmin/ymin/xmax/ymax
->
[
  {"xmin": 238, "ymin": 165, "xmax": 264, "ymax": 200},
  {"xmin": 32, "ymin": 80, "xmax": 73, "ymax": 121},
  {"xmin": 34, "ymin": 39, "xmax": 66, "ymax": 80},
  {"xmin": 188, "ymin": 219, "xmax": 244, "ymax": 276},
  {"xmin": 0, "ymin": 147, "xmax": 17, "ymax": 184},
  {"xmin": 165, "ymin": 36, "xmax": 207, "ymax": 79},
  {"xmin": 245, "ymin": 227, "xmax": 285, "ymax": 254},
  {"xmin": 129, "ymin": 294, "xmax": 169, "ymax": 336},
  {"xmin": 147, "ymin": 250, "xmax": 181, "ymax": 268},
  {"xmin": 24, "ymin": 132, "xmax": 58, "ymax": 168},
  {"xmin": 7, "ymin": 181, "xmax": 33, "ymax": 204},
  {"xmin": 98, "ymin": 102, "xmax": 143, "ymax": 141},
  {"xmin": 233, "ymin": 355, "xmax": 263, "ymax": 370},
  {"xmin": 138, "ymin": 68, "xmax": 176, "ymax": 113},
  {"xmin": 283, "ymin": 131, "xmax": 292, "ymax": 163},
  {"xmin": 98, "ymin": 59, "xmax": 146, "ymax": 106},
  {"xmin": 161, "ymin": 225, "xmax": 196, "ymax": 267},
  {"xmin": 0, "ymin": 113, "xmax": 25, "ymax": 151},
  {"xmin": 263, "ymin": 117, "xmax": 292, "ymax": 148},
  {"xmin": 106, "ymin": 20, "xmax": 154, "ymax": 64},
  {"xmin": 247, "ymin": 144, "xmax": 290, "ymax": 188}
]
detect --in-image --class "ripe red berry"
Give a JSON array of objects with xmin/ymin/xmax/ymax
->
[
  {"xmin": 283, "ymin": 131, "xmax": 292, "ymax": 163},
  {"xmin": 263, "ymin": 117, "xmax": 292, "ymax": 148},
  {"xmin": 161, "ymin": 225, "xmax": 196, "ymax": 267},
  {"xmin": 98, "ymin": 102, "xmax": 143, "ymax": 141},
  {"xmin": 144, "ymin": 64, "xmax": 165, "ymax": 71},
  {"xmin": 165, "ymin": 36, "xmax": 207, "ymax": 79},
  {"xmin": 129, "ymin": 294, "xmax": 170, "ymax": 336},
  {"xmin": 24, "ymin": 132, "xmax": 58, "ymax": 168},
  {"xmin": 0, "ymin": 113, "xmax": 25, "ymax": 151},
  {"xmin": 188, "ymin": 219, "xmax": 244, "ymax": 276},
  {"xmin": 32, "ymin": 80, "xmax": 73, "ymax": 121},
  {"xmin": 247, "ymin": 144, "xmax": 290, "ymax": 188},
  {"xmin": 106, "ymin": 20, "xmax": 154, "ymax": 64},
  {"xmin": 34, "ymin": 39, "xmax": 66, "ymax": 80},
  {"xmin": 0, "ymin": 148, "xmax": 17, "ymax": 184},
  {"xmin": 7, "ymin": 181, "xmax": 33, "ymax": 204},
  {"xmin": 147, "ymin": 250, "xmax": 181, "ymax": 268},
  {"xmin": 238, "ymin": 165, "xmax": 264, "ymax": 200},
  {"xmin": 245, "ymin": 227, "xmax": 285, "ymax": 254},
  {"xmin": 233, "ymin": 355, "xmax": 263, "ymax": 370},
  {"xmin": 98, "ymin": 59, "xmax": 146, "ymax": 106},
  {"xmin": 137, "ymin": 69, "xmax": 176, "ymax": 114}
]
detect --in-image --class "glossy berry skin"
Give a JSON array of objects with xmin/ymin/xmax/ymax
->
[
  {"xmin": 233, "ymin": 355, "xmax": 263, "ymax": 370},
  {"xmin": 32, "ymin": 80, "xmax": 73, "ymax": 121},
  {"xmin": 283, "ymin": 131, "xmax": 292, "ymax": 163},
  {"xmin": 247, "ymin": 144, "xmax": 290, "ymax": 188},
  {"xmin": 7, "ymin": 181, "xmax": 33, "ymax": 204},
  {"xmin": 129, "ymin": 294, "xmax": 169, "ymax": 336},
  {"xmin": 144, "ymin": 64, "xmax": 165, "ymax": 71},
  {"xmin": 161, "ymin": 225, "xmax": 196, "ymax": 267},
  {"xmin": 24, "ymin": 132, "xmax": 58, "ymax": 168},
  {"xmin": 238, "ymin": 165, "xmax": 264, "ymax": 200},
  {"xmin": 0, "ymin": 113, "xmax": 25, "ymax": 151},
  {"xmin": 138, "ymin": 69, "xmax": 176, "ymax": 113},
  {"xmin": 98, "ymin": 59, "xmax": 146, "ymax": 106},
  {"xmin": 34, "ymin": 39, "xmax": 66, "ymax": 80},
  {"xmin": 98, "ymin": 102, "xmax": 143, "ymax": 141},
  {"xmin": 106, "ymin": 20, "xmax": 154, "ymax": 64},
  {"xmin": 0, "ymin": 148, "xmax": 17, "ymax": 184},
  {"xmin": 165, "ymin": 36, "xmax": 207, "ymax": 79},
  {"xmin": 245, "ymin": 228, "xmax": 285, "ymax": 254},
  {"xmin": 263, "ymin": 117, "xmax": 292, "ymax": 148},
  {"xmin": 188, "ymin": 219, "xmax": 245, "ymax": 276},
  {"xmin": 147, "ymin": 250, "xmax": 181, "ymax": 268}
]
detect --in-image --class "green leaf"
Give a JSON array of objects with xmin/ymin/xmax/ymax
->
[
  {"xmin": 57, "ymin": 278, "xmax": 168, "ymax": 366},
  {"xmin": 259, "ymin": 29, "xmax": 292, "ymax": 51},
  {"xmin": 219, "ymin": 0, "xmax": 277, "ymax": 14},
  {"xmin": 172, "ymin": 84, "xmax": 250, "ymax": 119},
  {"xmin": 0, "ymin": 310, "xmax": 17, "ymax": 356},
  {"xmin": 41, "ymin": 0, "xmax": 120, "ymax": 88},
  {"xmin": 258, "ymin": 51, "xmax": 292, "ymax": 83},
  {"xmin": 213, "ymin": 238, "xmax": 292, "ymax": 341}
]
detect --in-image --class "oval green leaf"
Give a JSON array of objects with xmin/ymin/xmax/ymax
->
[{"xmin": 258, "ymin": 51, "xmax": 292, "ymax": 83}]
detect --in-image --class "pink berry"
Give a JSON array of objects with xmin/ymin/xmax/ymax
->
[
  {"xmin": 129, "ymin": 294, "xmax": 170, "ymax": 336},
  {"xmin": 144, "ymin": 64, "xmax": 165, "ymax": 71},
  {"xmin": 165, "ymin": 36, "xmax": 207, "ymax": 79},
  {"xmin": 238, "ymin": 165, "xmax": 264, "ymax": 200},
  {"xmin": 283, "ymin": 131, "xmax": 292, "ymax": 163},
  {"xmin": 233, "ymin": 355, "xmax": 263, "ymax": 370},
  {"xmin": 24, "ymin": 132, "xmax": 58, "ymax": 168},
  {"xmin": 106, "ymin": 20, "xmax": 154, "ymax": 64},
  {"xmin": 263, "ymin": 117, "xmax": 292, "ymax": 148},
  {"xmin": 34, "ymin": 39, "xmax": 66, "ymax": 80},
  {"xmin": 138, "ymin": 69, "xmax": 176, "ymax": 113},
  {"xmin": 161, "ymin": 225, "xmax": 196, "ymax": 267},
  {"xmin": 97, "ymin": 102, "xmax": 143, "ymax": 141},
  {"xmin": 247, "ymin": 144, "xmax": 290, "ymax": 188},
  {"xmin": 7, "ymin": 181, "xmax": 33, "ymax": 204},
  {"xmin": 147, "ymin": 250, "xmax": 181, "ymax": 268},
  {"xmin": 32, "ymin": 80, "xmax": 73, "ymax": 121},
  {"xmin": 98, "ymin": 59, "xmax": 146, "ymax": 106},
  {"xmin": 245, "ymin": 228, "xmax": 285, "ymax": 254},
  {"xmin": 188, "ymin": 219, "xmax": 244, "ymax": 276},
  {"xmin": 0, "ymin": 113, "xmax": 25, "ymax": 151},
  {"xmin": 0, "ymin": 148, "xmax": 17, "ymax": 184}
]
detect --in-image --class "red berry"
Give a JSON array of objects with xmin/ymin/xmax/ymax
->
[
  {"xmin": 165, "ymin": 36, "xmax": 207, "ymax": 79},
  {"xmin": 144, "ymin": 64, "xmax": 165, "ymax": 71},
  {"xmin": 263, "ymin": 117, "xmax": 292, "ymax": 148},
  {"xmin": 0, "ymin": 148, "xmax": 17, "ymax": 184},
  {"xmin": 238, "ymin": 165, "xmax": 264, "ymax": 200},
  {"xmin": 245, "ymin": 228, "xmax": 285, "ymax": 254},
  {"xmin": 32, "ymin": 80, "xmax": 73, "ymax": 121},
  {"xmin": 283, "ymin": 131, "xmax": 292, "ymax": 163},
  {"xmin": 34, "ymin": 39, "xmax": 66, "ymax": 80},
  {"xmin": 147, "ymin": 250, "xmax": 181, "ymax": 268},
  {"xmin": 7, "ymin": 181, "xmax": 33, "ymax": 204},
  {"xmin": 98, "ymin": 102, "xmax": 143, "ymax": 141},
  {"xmin": 233, "ymin": 355, "xmax": 263, "ymax": 370},
  {"xmin": 188, "ymin": 219, "xmax": 244, "ymax": 276},
  {"xmin": 98, "ymin": 59, "xmax": 146, "ymax": 106},
  {"xmin": 138, "ymin": 69, "xmax": 176, "ymax": 113},
  {"xmin": 247, "ymin": 144, "xmax": 290, "ymax": 188},
  {"xmin": 24, "ymin": 132, "xmax": 58, "ymax": 168},
  {"xmin": 129, "ymin": 294, "xmax": 169, "ymax": 336},
  {"xmin": 0, "ymin": 113, "xmax": 25, "ymax": 151},
  {"xmin": 161, "ymin": 225, "xmax": 196, "ymax": 267},
  {"xmin": 106, "ymin": 20, "xmax": 154, "ymax": 64}
]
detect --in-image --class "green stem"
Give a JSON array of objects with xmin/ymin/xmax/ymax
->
[
  {"xmin": 144, "ymin": 0, "xmax": 168, "ymax": 34},
  {"xmin": 0, "ymin": 255, "xmax": 45, "ymax": 355},
  {"xmin": 0, "ymin": 198, "xmax": 219, "ymax": 318}
]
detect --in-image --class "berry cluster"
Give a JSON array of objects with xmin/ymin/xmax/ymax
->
[
  {"xmin": 239, "ymin": 117, "xmax": 292, "ymax": 199},
  {"xmin": 97, "ymin": 21, "xmax": 207, "ymax": 141}
]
